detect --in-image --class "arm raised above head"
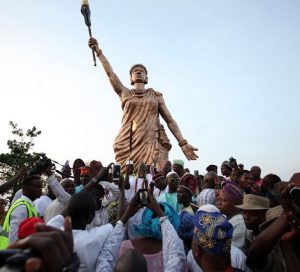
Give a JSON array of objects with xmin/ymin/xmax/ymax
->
[
  {"xmin": 88, "ymin": 38, "xmax": 129, "ymax": 98},
  {"xmin": 158, "ymin": 93, "xmax": 198, "ymax": 160}
]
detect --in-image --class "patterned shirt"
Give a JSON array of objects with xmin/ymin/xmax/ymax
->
[{"xmin": 195, "ymin": 189, "xmax": 216, "ymax": 207}]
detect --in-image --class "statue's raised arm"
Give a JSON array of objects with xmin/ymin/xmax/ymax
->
[{"xmin": 88, "ymin": 38, "xmax": 129, "ymax": 99}]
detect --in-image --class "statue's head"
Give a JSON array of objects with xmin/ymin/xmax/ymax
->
[{"xmin": 130, "ymin": 64, "xmax": 148, "ymax": 85}]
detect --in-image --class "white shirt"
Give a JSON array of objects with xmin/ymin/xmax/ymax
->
[
  {"xmin": 34, "ymin": 195, "xmax": 52, "ymax": 217},
  {"xmin": 11, "ymin": 189, "xmax": 23, "ymax": 204},
  {"xmin": 9, "ymin": 195, "xmax": 35, "ymax": 244},
  {"xmin": 46, "ymin": 174, "xmax": 70, "ymax": 205},
  {"xmin": 229, "ymin": 214, "xmax": 247, "ymax": 250},
  {"xmin": 47, "ymin": 215, "xmax": 113, "ymax": 272},
  {"xmin": 96, "ymin": 217, "xmax": 186, "ymax": 272},
  {"xmin": 125, "ymin": 176, "xmax": 146, "ymax": 201},
  {"xmin": 43, "ymin": 199, "xmax": 65, "ymax": 223},
  {"xmin": 153, "ymin": 186, "xmax": 168, "ymax": 199},
  {"xmin": 187, "ymin": 245, "xmax": 249, "ymax": 272}
]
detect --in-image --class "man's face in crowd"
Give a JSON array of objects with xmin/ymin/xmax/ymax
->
[
  {"xmin": 27, "ymin": 178, "xmax": 43, "ymax": 200},
  {"xmin": 250, "ymin": 166, "xmax": 261, "ymax": 180},
  {"xmin": 172, "ymin": 164, "xmax": 183, "ymax": 176},
  {"xmin": 242, "ymin": 209, "xmax": 266, "ymax": 230},
  {"xmin": 166, "ymin": 174, "xmax": 180, "ymax": 192},
  {"xmin": 217, "ymin": 191, "xmax": 234, "ymax": 217},
  {"xmin": 138, "ymin": 168, "xmax": 146, "ymax": 178},
  {"xmin": 240, "ymin": 173, "xmax": 254, "ymax": 191},
  {"xmin": 155, "ymin": 176, "xmax": 167, "ymax": 190},
  {"xmin": 177, "ymin": 186, "xmax": 191, "ymax": 204},
  {"xmin": 126, "ymin": 165, "xmax": 134, "ymax": 175},
  {"xmin": 221, "ymin": 164, "xmax": 231, "ymax": 177},
  {"xmin": 62, "ymin": 179, "xmax": 75, "ymax": 195},
  {"xmin": 80, "ymin": 173, "xmax": 90, "ymax": 186}
]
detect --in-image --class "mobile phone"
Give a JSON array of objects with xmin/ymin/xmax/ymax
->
[
  {"xmin": 194, "ymin": 170, "xmax": 199, "ymax": 177},
  {"xmin": 290, "ymin": 187, "xmax": 300, "ymax": 201},
  {"xmin": 112, "ymin": 164, "xmax": 121, "ymax": 181},
  {"xmin": 137, "ymin": 189, "xmax": 148, "ymax": 206}
]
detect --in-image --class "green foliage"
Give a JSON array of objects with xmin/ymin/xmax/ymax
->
[{"xmin": 0, "ymin": 121, "xmax": 42, "ymax": 201}]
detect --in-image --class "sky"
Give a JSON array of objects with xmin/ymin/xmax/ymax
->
[{"xmin": 0, "ymin": 0, "xmax": 299, "ymax": 180}]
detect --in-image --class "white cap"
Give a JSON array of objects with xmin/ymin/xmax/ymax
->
[
  {"xmin": 126, "ymin": 160, "xmax": 134, "ymax": 166},
  {"xmin": 197, "ymin": 204, "xmax": 220, "ymax": 213},
  {"xmin": 166, "ymin": 171, "xmax": 178, "ymax": 178}
]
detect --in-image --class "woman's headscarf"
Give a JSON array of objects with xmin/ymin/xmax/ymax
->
[{"xmin": 134, "ymin": 202, "xmax": 180, "ymax": 240}]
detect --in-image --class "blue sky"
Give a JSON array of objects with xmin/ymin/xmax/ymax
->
[{"xmin": 0, "ymin": 0, "xmax": 299, "ymax": 180}]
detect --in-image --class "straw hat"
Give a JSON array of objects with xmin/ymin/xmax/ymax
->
[
  {"xmin": 236, "ymin": 194, "xmax": 269, "ymax": 210},
  {"xmin": 259, "ymin": 205, "xmax": 283, "ymax": 231}
]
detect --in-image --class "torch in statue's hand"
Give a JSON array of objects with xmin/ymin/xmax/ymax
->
[{"xmin": 81, "ymin": 0, "xmax": 96, "ymax": 66}]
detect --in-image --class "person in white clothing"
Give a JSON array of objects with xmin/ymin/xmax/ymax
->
[
  {"xmin": 34, "ymin": 186, "xmax": 55, "ymax": 218},
  {"xmin": 125, "ymin": 163, "xmax": 148, "ymax": 202},
  {"xmin": 47, "ymin": 191, "xmax": 113, "ymax": 272},
  {"xmin": 6, "ymin": 175, "xmax": 43, "ymax": 244},
  {"xmin": 217, "ymin": 181, "xmax": 246, "ymax": 249}
]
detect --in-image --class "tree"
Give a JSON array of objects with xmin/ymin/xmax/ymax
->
[{"xmin": 0, "ymin": 121, "xmax": 42, "ymax": 203}]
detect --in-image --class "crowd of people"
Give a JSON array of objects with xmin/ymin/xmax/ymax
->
[{"xmin": 0, "ymin": 157, "xmax": 299, "ymax": 272}]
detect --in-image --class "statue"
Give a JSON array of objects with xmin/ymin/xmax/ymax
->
[{"xmin": 88, "ymin": 38, "xmax": 198, "ymax": 171}]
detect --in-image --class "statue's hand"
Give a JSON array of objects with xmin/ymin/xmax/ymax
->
[
  {"xmin": 88, "ymin": 38, "xmax": 101, "ymax": 55},
  {"xmin": 181, "ymin": 144, "xmax": 199, "ymax": 160}
]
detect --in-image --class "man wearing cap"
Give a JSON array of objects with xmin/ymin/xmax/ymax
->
[
  {"xmin": 172, "ymin": 160, "xmax": 186, "ymax": 178},
  {"xmin": 236, "ymin": 194, "xmax": 269, "ymax": 253},
  {"xmin": 158, "ymin": 172, "xmax": 181, "ymax": 212},
  {"xmin": 218, "ymin": 181, "xmax": 246, "ymax": 250},
  {"xmin": 61, "ymin": 160, "xmax": 72, "ymax": 179},
  {"xmin": 177, "ymin": 174, "xmax": 198, "ymax": 214},
  {"xmin": 125, "ymin": 162, "xmax": 149, "ymax": 202},
  {"xmin": 152, "ymin": 172, "xmax": 168, "ymax": 199},
  {"xmin": 187, "ymin": 205, "xmax": 248, "ymax": 272}
]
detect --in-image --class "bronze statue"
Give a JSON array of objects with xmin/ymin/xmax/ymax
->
[{"xmin": 88, "ymin": 38, "xmax": 198, "ymax": 171}]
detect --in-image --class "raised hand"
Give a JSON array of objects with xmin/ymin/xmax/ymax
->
[{"xmin": 88, "ymin": 37, "xmax": 101, "ymax": 55}]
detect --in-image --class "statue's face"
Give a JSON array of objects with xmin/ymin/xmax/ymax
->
[{"xmin": 131, "ymin": 66, "xmax": 147, "ymax": 84}]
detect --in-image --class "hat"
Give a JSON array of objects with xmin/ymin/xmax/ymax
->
[
  {"xmin": 198, "ymin": 204, "xmax": 220, "ymax": 213},
  {"xmin": 166, "ymin": 171, "xmax": 179, "ymax": 178},
  {"xmin": 259, "ymin": 205, "xmax": 283, "ymax": 231},
  {"xmin": 179, "ymin": 174, "xmax": 198, "ymax": 194},
  {"xmin": 173, "ymin": 159, "xmax": 184, "ymax": 167},
  {"xmin": 61, "ymin": 160, "xmax": 71, "ymax": 171},
  {"xmin": 236, "ymin": 194, "xmax": 269, "ymax": 210},
  {"xmin": 222, "ymin": 181, "xmax": 243, "ymax": 201},
  {"xmin": 193, "ymin": 210, "xmax": 233, "ymax": 255},
  {"xmin": 18, "ymin": 217, "xmax": 44, "ymax": 239},
  {"xmin": 222, "ymin": 161, "xmax": 232, "ymax": 170},
  {"xmin": 126, "ymin": 160, "xmax": 134, "ymax": 166}
]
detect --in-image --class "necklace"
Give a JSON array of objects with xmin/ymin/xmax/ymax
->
[{"xmin": 132, "ymin": 89, "xmax": 146, "ymax": 97}]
